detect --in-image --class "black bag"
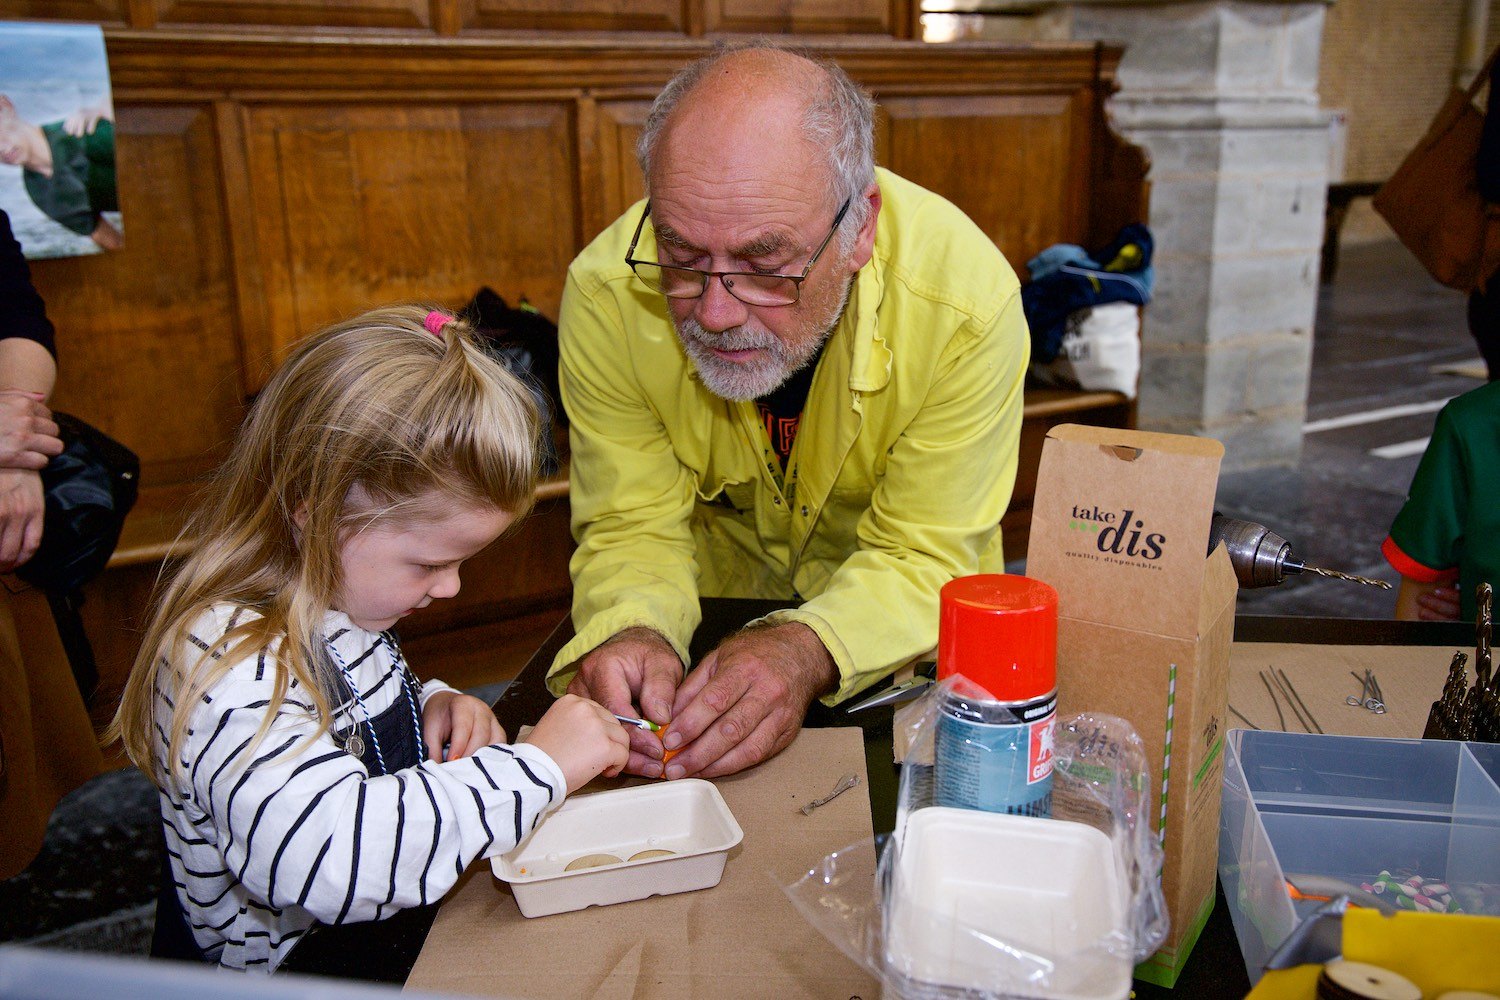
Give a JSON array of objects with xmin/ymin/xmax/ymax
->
[
  {"xmin": 461, "ymin": 287, "xmax": 564, "ymax": 476},
  {"xmin": 16, "ymin": 412, "xmax": 139, "ymax": 595}
]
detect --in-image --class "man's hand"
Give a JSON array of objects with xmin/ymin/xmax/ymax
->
[
  {"xmin": 0, "ymin": 468, "xmax": 45, "ymax": 572},
  {"xmin": 421, "ymin": 689, "xmax": 507, "ymax": 762},
  {"xmin": 565, "ymin": 626, "xmax": 684, "ymax": 776},
  {"xmin": 0, "ymin": 391, "xmax": 62, "ymax": 471},
  {"xmin": 663, "ymin": 622, "xmax": 837, "ymax": 779}
]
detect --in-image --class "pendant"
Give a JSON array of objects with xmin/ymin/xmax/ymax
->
[{"xmin": 344, "ymin": 732, "xmax": 365, "ymax": 758}]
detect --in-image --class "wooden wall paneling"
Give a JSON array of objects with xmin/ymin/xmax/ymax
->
[
  {"xmin": 462, "ymin": 0, "xmax": 682, "ymax": 34},
  {"xmin": 0, "ymin": 0, "xmax": 126, "ymax": 22},
  {"xmin": 31, "ymin": 103, "xmax": 242, "ymax": 489},
  {"xmin": 702, "ymin": 0, "xmax": 891, "ymax": 35},
  {"xmin": 431, "ymin": 0, "xmax": 461, "ymax": 35},
  {"xmin": 1088, "ymin": 102, "xmax": 1152, "ymax": 250},
  {"xmin": 124, "ymin": 0, "xmax": 155, "ymax": 26},
  {"xmin": 879, "ymin": 90, "xmax": 1089, "ymax": 272},
  {"xmin": 682, "ymin": 0, "xmax": 704, "ymax": 37},
  {"xmin": 457, "ymin": 101, "xmax": 580, "ymax": 317},
  {"xmin": 213, "ymin": 99, "xmax": 273, "ymax": 394},
  {"xmin": 149, "ymin": 0, "xmax": 431, "ymax": 30},
  {"xmin": 889, "ymin": 0, "xmax": 916, "ymax": 40},
  {"xmin": 243, "ymin": 101, "xmax": 579, "ymax": 364},
  {"xmin": 587, "ymin": 98, "xmax": 650, "ymax": 238},
  {"xmin": 574, "ymin": 95, "xmax": 602, "ymax": 248}
]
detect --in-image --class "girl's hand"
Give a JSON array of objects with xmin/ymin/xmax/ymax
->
[
  {"xmin": 422, "ymin": 690, "xmax": 506, "ymax": 762},
  {"xmin": 522, "ymin": 694, "xmax": 629, "ymax": 793}
]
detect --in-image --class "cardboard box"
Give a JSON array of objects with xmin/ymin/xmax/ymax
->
[{"xmin": 1025, "ymin": 424, "xmax": 1238, "ymax": 988}]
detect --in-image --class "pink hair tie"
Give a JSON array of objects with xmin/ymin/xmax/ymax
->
[{"xmin": 423, "ymin": 310, "xmax": 453, "ymax": 339}]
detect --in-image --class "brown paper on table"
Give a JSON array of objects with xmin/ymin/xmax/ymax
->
[
  {"xmin": 1228, "ymin": 641, "xmax": 1466, "ymax": 740},
  {"xmin": 406, "ymin": 727, "xmax": 879, "ymax": 998}
]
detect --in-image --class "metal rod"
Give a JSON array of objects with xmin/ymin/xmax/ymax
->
[
  {"xmin": 1277, "ymin": 668, "xmax": 1325, "ymax": 734},
  {"xmin": 1228, "ymin": 704, "xmax": 1262, "ymax": 731},
  {"xmin": 1260, "ymin": 671, "xmax": 1288, "ymax": 732},
  {"xmin": 1268, "ymin": 669, "xmax": 1314, "ymax": 734}
]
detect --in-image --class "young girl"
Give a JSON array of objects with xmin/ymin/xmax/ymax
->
[{"xmin": 109, "ymin": 305, "xmax": 628, "ymax": 973}]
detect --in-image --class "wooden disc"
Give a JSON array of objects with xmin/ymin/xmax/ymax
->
[
  {"xmin": 563, "ymin": 853, "xmax": 621, "ymax": 871},
  {"xmin": 1319, "ymin": 961, "xmax": 1421, "ymax": 1000},
  {"xmin": 628, "ymin": 849, "xmax": 677, "ymax": 861}
]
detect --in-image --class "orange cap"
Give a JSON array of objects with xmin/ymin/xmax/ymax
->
[{"xmin": 937, "ymin": 574, "xmax": 1058, "ymax": 701}]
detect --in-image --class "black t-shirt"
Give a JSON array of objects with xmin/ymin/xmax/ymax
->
[{"xmin": 754, "ymin": 347, "xmax": 824, "ymax": 470}]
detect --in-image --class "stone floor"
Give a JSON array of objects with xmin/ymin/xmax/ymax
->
[{"xmin": 0, "ymin": 238, "xmax": 1485, "ymax": 958}]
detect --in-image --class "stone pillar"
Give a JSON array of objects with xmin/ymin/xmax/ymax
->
[{"xmin": 986, "ymin": 0, "xmax": 1333, "ymax": 469}]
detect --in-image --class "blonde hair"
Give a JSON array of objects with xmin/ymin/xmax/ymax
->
[{"xmin": 109, "ymin": 305, "xmax": 541, "ymax": 786}]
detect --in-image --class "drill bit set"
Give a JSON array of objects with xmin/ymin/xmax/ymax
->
[{"xmin": 1423, "ymin": 583, "xmax": 1500, "ymax": 743}]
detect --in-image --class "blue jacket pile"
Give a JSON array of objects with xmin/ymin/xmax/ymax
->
[{"xmin": 1021, "ymin": 223, "xmax": 1154, "ymax": 363}]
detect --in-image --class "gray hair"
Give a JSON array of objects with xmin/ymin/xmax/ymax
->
[{"xmin": 636, "ymin": 42, "xmax": 877, "ymax": 252}]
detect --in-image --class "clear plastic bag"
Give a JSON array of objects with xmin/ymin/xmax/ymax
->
[{"xmin": 785, "ymin": 678, "xmax": 1168, "ymax": 999}]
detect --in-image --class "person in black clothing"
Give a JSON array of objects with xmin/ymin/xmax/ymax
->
[
  {"xmin": 1467, "ymin": 54, "xmax": 1500, "ymax": 380},
  {"xmin": 0, "ymin": 207, "xmax": 63, "ymax": 572}
]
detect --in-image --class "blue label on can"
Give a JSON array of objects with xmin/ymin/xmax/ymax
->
[{"xmin": 934, "ymin": 690, "xmax": 1056, "ymax": 817}]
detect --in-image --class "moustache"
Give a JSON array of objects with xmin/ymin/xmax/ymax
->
[{"xmin": 677, "ymin": 319, "xmax": 782, "ymax": 354}]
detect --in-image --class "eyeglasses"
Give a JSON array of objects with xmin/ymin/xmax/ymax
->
[{"xmin": 624, "ymin": 197, "xmax": 851, "ymax": 307}]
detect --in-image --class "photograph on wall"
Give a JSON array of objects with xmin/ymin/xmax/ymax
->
[{"xmin": 0, "ymin": 21, "xmax": 120, "ymax": 259}]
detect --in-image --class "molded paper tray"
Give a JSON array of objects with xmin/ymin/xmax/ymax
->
[{"xmin": 492, "ymin": 778, "xmax": 744, "ymax": 918}]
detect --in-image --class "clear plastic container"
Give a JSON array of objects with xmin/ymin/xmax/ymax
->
[{"xmin": 1219, "ymin": 731, "xmax": 1500, "ymax": 983}]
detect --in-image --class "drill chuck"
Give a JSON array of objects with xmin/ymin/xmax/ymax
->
[{"xmin": 1208, "ymin": 514, "xmax": 1296, "ymax": 588}]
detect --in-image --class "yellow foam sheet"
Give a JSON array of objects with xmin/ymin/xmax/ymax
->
[
  {"xmin": 406, "ymin": 726, "xmax": 878, "ymax": 999},
  {"xmin": 1247, "ymin": 909, "xmax": 1500, "ymax": 998}
]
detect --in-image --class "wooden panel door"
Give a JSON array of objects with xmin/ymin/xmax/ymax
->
[
  {"xmin": 242, "ymin": 101, "xmax": 579, "ymax": 382},
  {"xmin": 583, "ymin": 98, "xmax": 650, "ymax": 240},
  {"xmin": 29, "ymin": 103, "xmax": 243, "ymax": 489},
  {"xmin": 702, "ymin": 0, "xmax": 891, "ymax": 34},
  {"xmin": 147, "ymin": 0, "xmax": 430, "ymax": 29},
  {"xmin": 879, "ymin": 91, "xmax": 1092, "ymax": 270},
  {"xmin": 463, "ymin": 0, "xmax": 681, "ymax": 33},
  {"xmin": 0, "ymin": 0, "xmax": 125, "ymax": 22}
]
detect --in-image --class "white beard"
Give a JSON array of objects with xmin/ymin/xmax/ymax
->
[{"xmin": 673, "ymin": 276, "xmax": 852, "ymax": 401}]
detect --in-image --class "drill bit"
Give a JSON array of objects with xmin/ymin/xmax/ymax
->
[{"xmin": 1288, "ymin": 561, "xmax": 1392, "ymax": 590}]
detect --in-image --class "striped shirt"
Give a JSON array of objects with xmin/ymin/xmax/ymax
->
[{"xmin": 154, "ymin": 605, "xmax": 565, "ymax": 972}]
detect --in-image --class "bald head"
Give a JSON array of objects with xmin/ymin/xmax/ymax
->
[{"xmin": 636, "ymin": 44, "xmax": 876, "ymax": 241}]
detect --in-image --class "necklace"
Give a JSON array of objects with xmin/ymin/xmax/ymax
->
[{"xmin": 325, "ymin": 631, "xmax": 425, "ymax": 774}]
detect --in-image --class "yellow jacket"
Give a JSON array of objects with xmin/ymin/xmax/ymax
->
[{"xmin": 548, "ymin": 169, "xmax": 1029, "ymax": 703}]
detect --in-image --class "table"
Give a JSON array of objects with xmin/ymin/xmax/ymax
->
[{"xmin": 402, "ymin": 603, "xmax": 1476, "ymax": 996}]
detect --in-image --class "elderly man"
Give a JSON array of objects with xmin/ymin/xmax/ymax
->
[{"xmin": 547, "ymin": 44, "xmax": 1028, "ymax": 778}]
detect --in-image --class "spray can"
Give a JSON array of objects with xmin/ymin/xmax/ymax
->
[{"xmin": 933, "ymin": 574, "xmax": 1059, "ymax": 817}]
